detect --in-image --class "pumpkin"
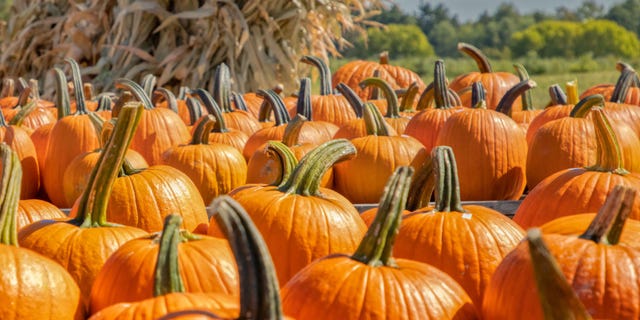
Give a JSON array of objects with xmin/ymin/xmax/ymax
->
[
  {"xmin": 435, "ymin": 82, "xmax": 527, "ymax": 200},
  {"xmin": 229, "ymin": 139, "xmax": 367, "ymax": 285},
  {"xmin": 300, "ymin": 55, "xmax": 357, "ymax": 126},
  {"xmin": 450, "ymin": 43, "xmax": 520, "ymax": 109},
  {"xmin": 0, "ymin": 143, "xmax": 84, "ymax": 320},
  {"xmin": 242, "ymin": 89, "xmax": 291, "ymax": 160},
  {"xmin": 397, "ymin": 81, "xmax": 421, "ymax": 118},
  {"xmin": 161, "ymin": 114, "xmax": 247, "ymax": 205},
  {"xmin": 16, "ymin": 198, "xmax": 66, "ymax": 230},
  {"xmin": 595, "ymin": 68, "xmax": 640, "ymax": 137},
  {"xmin": 191, "ymin": 89, "xmax": 248, "ymax": 154},
  {"xmin": 483, "ymin": 186, "xmax": 640, "ymax": 319},
  {"xmin": 580, "ymin": 61, "xmax": 640, "ymax": 105},
  {"xmin": 405, "ymin": 60, "xmax": 465, "ymax": 151},
  {"xmin": 359, "ymin": 77, "xmax": 410, "ymax": 134},
  {"xmin": 501, "ymin": 64, "xmax": 543, "ymax": 130},
  {"xmin": 282, "ymin": 166, "xmax": 478, "ymax": 319},
  {"xmin": 334, "ymin": 102, "xmax": 426, "ymax": 203},
  {"xmin": 19, "ymin": 103, "xmax": 149, "ymax": 309},
  {"xmin": 3, "ymin": 80, "xmax": 56, "ymax": 132},
  {"xmin": 42, "ymin": 60, "xmax": 101, "ymax": 207},
  {"xmin": 89, "ymin": 214, "xmax": 239, "ymax": 314},
  {"xmin": 331, "ymin": 51, "xmax": 426, "ymax": 101},
  {"xmin": 514, "ymin": 107, "xmax": 640, "ymax": 227},
  {"xmin": 393, "ymin": 146, "xmax": 524, "ymax": 306},
  {"xmin": 541, "ymin": 212, "xmax": 640, "ymax": 247},
  {"xmin": 153, "ymin": 85, "xmax": 193, "ymax": 125},
  {"xmin": 525, "ymin": 82, "xmax": 577, "ymax": 144},
  {"xmin": 115, "ymin": 78, "xmax": 191, "ymax": 165},
  {"xmin": 211, "ymin": 63, "xmax": 261, "ymax": 135},
  {"xmin": 0, "ymin": 78, "xmax": 17, "ymax": 108},
  {"xmin": 286, "ymin": 77, "xmax": 339, "ymax": 143},
  {"xmin": 332, "ymin": 83, "xmax": 397, "ymax": 139}
]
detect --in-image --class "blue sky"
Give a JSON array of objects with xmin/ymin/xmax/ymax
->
[{"xmin": 394, "ymin": 0, "xmax": 625, "ymax": 21}]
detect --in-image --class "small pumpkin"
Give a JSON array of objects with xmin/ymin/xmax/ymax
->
[
  {"xmin": 525, "ymin": 82, "xmax": 578, "ymax": 144},
  {"xmin": 242, "ymin": 89, "xmax": 291, "ymax": 160},
  {"xmin": 16, "ymin": 198, "xmax": 66, "ymax": 230}
]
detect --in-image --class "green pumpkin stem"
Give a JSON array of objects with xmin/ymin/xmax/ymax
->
[
  {"xmin": 191, "ymin": 115, "xmax": 215, "ymax": 145},
  {"xmin": 336, "ymin": 83, "xmax": 364, "ymax": 118},
  {"xmin": 211, "ymin": 196, "xmax": 283, "ymax": 319},
  {"xmin": 65, "ymin": 58, "xmax": 89, "ymax": 115},
  {"xmin": 399, "ymin": 82, "xmax": 419, "ymax": 112},
  {"xmin": 300, "ymin": 55, "xmax": 333, "ymax": 96},
  {"xmin": 296, "ymin": 78, "xmax": 313, "ymax": 120},
  {"xmin": 8, "ymin": 101, "xmax": 37, "ymax": 127},
  {"xmin": 616, "ymin": 61, "xmax": 640, "ymax": 86},
  {"xmin": 213, "ymin": 63, "xmax": 234, "ymax": 113},
  {"xmin": 231, "ymin": 92, "xmax": 249, "ymax": 112},
  {"xmin": 95, "ymin": 95, "xmax": 113, "ymax": 112},
  {"xmin": 565, "ymin": 80, "xmax": 580, "ymax": 105},
  {"xmin": 548, "ymin": 85, "xmax": 568, "ymax": 106},
  {"xmin": 141, "ymin": 74, "xmax": 157, "ymax": 99},
  {"xmin": 406, "ymin": 155, "xmax": 435, "ymax": 211},
  {"xmin": 587, "ymin": 107, "xmax": 627, "ymax": 174},
  {"xmin": 432, "ymin": 146, "xmax": 465, "ymax": 213},
  {"xmin": 579, "ymin": 185, "xmax": 636, "ymax": 245},
  {"xmin": 458, "ymin": 42, "xmax": 493, "ymax": 73},
  {"xmin": 153, "ymin": 214, "xmax": 186, "ymax": 296},
  {"xmin": 186, "ymin": 97, "xmax": 204, "ymax": 126},
  {"xmin": 0, "ymin": 144, "xmax": 22, "ymax": 246},
  {"xmin": 153, "ymin": 88, "xmax": 179, "ymax": 114},
  {"xmin": 279, "ymin": 139, "xmax": 355, "ymax": 196},
  {"xmin": 363, "ymin": 102, "xmax": 390, "ymax": 136},
  {"xmin": 194, "ymin": 89, "xmax": 228, "ymax": 133},
  {"xmin": 257, "ymin": 89, "xmax": 290, "ymax": 126},
  {"xmin": 266, "ymin": 141, "xmax": 298, "ymax": 187},
  {"xmin": 610, "ymin": 68, "xmax": 636, "ymax": 103},
  {"xmin": 527, "ymin": 229, "xmax": 592, "ymax": 320},
  {"xmin": 352, "ymin": 166, "xmax": 413, "ymax": 267},
  {"xmin": 496, "ymin": 80, "xmax": 537, "ymax": 116},
  {"xmin": 471, "ymin": 82, "xmax": 486, "ymax": 108},
  {"xmin": 72, "ymin": 103, "xmax": 144, "ymax": 227},
  {"xmin": 115, "ymin": 78, "xmax": 155, "ymax": 110},
  {"xmin": 88, "ymin": 112, "xmax": 106, "ymax": 143},
  {"xmin": 53, "ymin": 67, "xmax": 71, "ymax": 120},
  {"xmin": 513, "ymin": 64, "xmax": 534, "ymax": 111},
  {"xmin": 434, "ymin": 60, "xmax": 452, "ymax": 109},
  {"xmin": 569, "ymin": 94, "xmax": 604, "ymax": 118},
  {"xmin": 282, "ymin": 115, "xmax": 307, "ymax": 147},
  {"xmin": 360, "ymin": 77, "xmax": 401, "ymax": 118},
  {"xmin": 368, "ymin": 70, "xmax": 382, "ymax": 100}
]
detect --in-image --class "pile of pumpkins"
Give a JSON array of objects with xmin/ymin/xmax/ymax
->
[{"xmin": 1, "ymin": 42, "xmax": 640, "ymax": 319}]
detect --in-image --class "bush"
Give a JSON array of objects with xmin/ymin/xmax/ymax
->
[{"xmin": 345, "ymin": 24, "xmax": 435, "ymax": 59}]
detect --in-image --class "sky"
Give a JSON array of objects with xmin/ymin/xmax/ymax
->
[{"xmin": 394, "ymin": 0, "xmax": 626, "ymax": 22}]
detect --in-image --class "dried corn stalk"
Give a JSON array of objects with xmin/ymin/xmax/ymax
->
[{"xmin": 0, "ymin": 0, "xmax": 383, "ymax": 97}]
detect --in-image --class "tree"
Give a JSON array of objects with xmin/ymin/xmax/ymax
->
[
  {"xmin": 510, "ymin": 21, "xmax": 580, "ymax": 57},
  {"xmin": 416, "ymin": 2, "xmax": 458, "ymax": 35},
  {"xmin": 370, "ymin": 4, "xmax": 416, "ymax": 25},
  {"xmin": 576, "ymin": 1, "xmax": 604, "ymax": 21},
  {"xmin": 605, "ymin": 0, "xmax": 640, "ymax": 35},
  {"xmin": 345, "ymin": 24, "xmax": 435, "ymax": 59},
  {"xmin": 576, "ymin": 20, "xmax": 640, "ymax": 58}
]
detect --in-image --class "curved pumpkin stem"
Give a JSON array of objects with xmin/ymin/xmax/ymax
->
[
  {"xmin": 406, "ymin": 155, "xmax": 435, "ymax": 212},
  {"xmin": 399, "ymin": 82, "xmax": 420, "ymax": 113},
  {"xmin": 513, "ymin": 64, "xmax": 534, "ymax": 111},
  {"xmin": 282, "ymin": 114, "xmax": 306, "ymax": 147},
  {"xmin": 569, "ymin": 94, "xmax": 604, "ymax": 118},
  {"xmin": 363, "ymin": 102, "xmax": 390, "ymax": 136},
  {"xmin": 458, "ymin": 42, "xmax": 492, "ymax": 73},
  {"xmin": 8, "ymin": 101, "xmax": 37, "ymax": 127},
  {"xmin": 588, "ymin": 108, "xmax": 627, "ymax": 174},
  {"xmin": 296, "ymin": 78, "xmax": 313, "ymax": 120},
  {"xmin": 88, "ymin": 112, "xmax": 106, "ymax": 144},
  {"xmin": 496, "ymin": 80, "xmax": 537, "ymax": 116},
  {"xmin": 527, "ymin": 229, "xmax": 591, "ymax": 320},
  {"xmin": 266, "ymin": 141, "xmax": 298, "ymax": 187},
  {"xmin": 434, "ymin": 60, "xmax": 452, "ymax": 109},
  {"xmin": 52, "ymin": 67, "xmax": 71, "ymax": 120},
  {"xmin": 112, "ymin": 91, "xmax": 134, "ymax": 118},
  {"xmin": 177, "ymin": 86, "xmax": 189, "ymax": 100},
  {"xmin": 154, "ymin": 214, "xmax": 186, "ymax": 296},
  {"xmin": 300, "ymin": 55, "xmax": 333, "ymax": 96},
  {"xmin": 115, "ymin": 78, "xmax": 155, "ymax": 110},
  {"xmin": 141, "ymin": 74, "xmax": 157, "ymax": 99},
  {"xmin": 194, "ymin": 88, "xmax": 228, "ymax": 133},
  {"xmin": 72, "ymin": 103, "xmax": 144, "ymax": 227},
  {"xmin": 336, "ymin": 83, "xmax": 363, "ymax": 118},
  {"xmin": 279, "ymin": 139, "xmax": 356, "ymax": 196},
  {"xmin": 153, "ymin": 88, "xmax": 179, "ymax": 114},
  {"xmin": 211, "ymin": 196, "xmax": 284, "ymax": 319},
  {"xmin": 352, "ymin": 166, "xmax": 413, "ymax": 267},
  {"xmin": 65, "ymin": 58, "xmax": 89, "ymax": 115},
  {"xmin": 471, "ymin": 82, "xmax": 486, "ymax": 108},
  {"xmin": 95, "ymin": 95, "xmax": 113, "ymax": 112},
  {"xmin": 432, "ymin": 146, "xmax": 465, "ymax": 213},
  {"xmin": 186, "ymin": 97, "xmax": 204, "ymax": 126},
  {"xmin": 379, "ymin": 51, "xmax": 390, "ymax": 65},
  {"xmin": 0, "ymin": 144, "xmax": 21, "ymax": 246},
  {"xmin": 565, "ymin": 80, "xmax": 579, "ymax": 105},
  {"xmin": 616, "ymin": 61, "xmax": 640, "ymax": 86},
  {"xmin": 579, "ymin": 185, "xmax": 636, "ymax": 245},
  {"xmin": 548, "ymin": 84, "xmax": 568, "ymax": 106},
  {"xmin": 360, "ymin": 77, "xmax": 401, "ymax": 118},
  {"xmin": 191, "ymin": 115, "xmax": 215, "ymax": 145},
  {"xmin": 213, "ymin": 63, "xmax": 234, "ymax": 113},
  {"xmin": 231, "ymin": 92, "xmax": 249, "ymax": 112},
  {"xmin": 610, "ymin": 68, "xmax": 636, "ymax": 103},
  {"xmin": 257, "ymin": 89, "xmax": 290, "ymax": 126}
]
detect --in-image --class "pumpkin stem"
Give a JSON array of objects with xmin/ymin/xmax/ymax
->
[
  {"xmin": 363, "ymin": 102, "xmax": 390, "ymax": 136},
  {"xmin": 8, "ymin": 101, "xmax": 37, "ymax": 127},
  {"xmin": 153, "ymin": 88, "xmax": 179, "ymax": 114},
  {"xmin": 368, "ymin": 70, "xmax": 382, "ymax": 100},
  {"xmin": 177, "ymin": 86, "xmax": 189, "ymax": 100},
  {"xmin": 336, "ymin": 83, "xmax": 363, "ymax": 118},
  {"xmin": 28, "ymin": 79, "xmax": 41, "ymax": 102},
  {"xmin": 141, "ymin": 74, "xmax": 157, "ymax": 99},
  {"xmin": 88, "ymin": 112, "xmax": 106, "ymax": 144},
  {"xmin": 16, "ymin": 78, "xmax": 28, "ymax": 93},
  {"xmin": 14, "ymin": 86, "xmax": 31, "ymax": 110},
  {"xmin": 458, "ymin": 42, "xmax": 493, "ymax": 73},
  {"xmin": 0, "ymin": 144, "xmax": 21, "ymax": 246},
  {"xmin": 565, "ymin": 80, "xmax": 579, "ymax": 105},
  {"xmin": 213, "ymin": 63, "xmax": 234, "ymax": 113},
  {"xmin": 115, "ymin": 78, "xmax": 155, "ymax": 110},
  {"xmin": 153, "ymin": 214, "xmax": 186, "ymax": 296},
  {"xmin": 471, "ymin": 82, "xmax": 486, "ymax": 108},
  {"xmin": 432, "ymin": 146, "xmax": 465, "ymax": 213},
  {"xmin": 406, "ymin": 155, "xmax": 435, "ymax": 211},
  {"xmin": 610, "ymin": 68, "xmax": 636, "ymax": 103},
  {"xmin": 360, "ymin": 77, "xmax": 401, "ymax": 118},
  {"xmin": 1, "ymin": 78, "xmax": 14, "ymax": 98},
  {"xmin": 579, "ymin": 185, "xmax": 636, "ymax": 245},
  {"xmin": 496, "ymin": 80, "xmax": 537, "ymax": 116},
  {"xmin": 112, "ymin": 91, "xmax": 134, "ymax": 117},
  {"xmin": 296, "ymin": 78, "xmax": 313, "ymax": 120},
  {"xmin": 52, "ymin": 67, "xmax": 71, "ymax": 120},
  {"xmin": 72, "ymin": 103, "xmax": 144, "ymax": 227},
  {"xmin": 191, "ymin": 115, "xmax": 215, "ymax": 145},
  {"xmin": 379, "ymin": 51, "xmax": 389, "ymax": 65},
  {"xmin": 569, "ymin": 94, "xmax": 604, "ymax": 118},
  {"xmin": 300, "ymin": 55, "xmax": 333, "ymax": 96},
  {"xmin": 282, "ymin": 114, "xmax": 307, "ymax": 147},
  {"xmin": 433, "ymin": 60, "xmax": 452, "ymax": 109},
  {"xmin": 587, "ymin": 107, "xmax": 627, "ymax": 174},
  {"xmin": 616, "ymin": 61, "xmax": 640, "ymax": 86},
  {"xmin": 416, "ymin": 82, "xmax": 435, "ymax": 110},
  {"xmin": 83, "ymin": 83, "xmax": 95, "ymax": 101},
  {"xmin": 527, "ymin": 229, "xmax": 592, "ymax": 320},
  {"xmin": 266, "ymin": 141, "xmax": 298, "ymax": 187},
  {"xmin": 194, "ymin": 88, "xmax": 228, "ymax": 133},
  {"xmin": 95, "ymin": 95, "xmax": 113, "ymax": 112},
  {"xmin": 513, "ymin": 64, "xmax": 534, "ymax": 111},
  {"xmin": 548, "ymin": 85, "xmax": 568, "ymax": 106},
  {"xmin": 399, "ymin": 82, "xmax": 419, "ymax": 113},
  {"xmin": 278, "ymin": 139, "xmax": 355, "ymax": 196},
  {"xmin": 352, "ymin": 166, "xmax": 413, "ymax": 267},
  {"xmin": 257, "ymin": 89, "xmax": 290, "ymax": 126},
  {"xmin": 186, "ymin": 97, "xmax": 204, "ymax": 126},
  {"xmin": 65, "ymin": 58, "xmax": 89, "ymax": 115},
  {"xmin": 231, "ymin": 92, "xmax": 249, "ymax": 112},
  {"xmin": 211, "ymin": 196, "xmax": 284, "ymax": 319}
]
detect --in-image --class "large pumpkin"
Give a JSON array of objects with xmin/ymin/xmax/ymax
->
[
  {"xmin": 525, "ymin": 82, "xmax": 578, "ymax": 144},
  {"xmin": 333, "ymin": 83, "xmax": 397, "ymax": 139}
]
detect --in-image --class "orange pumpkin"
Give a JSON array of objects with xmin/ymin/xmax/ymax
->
[
  {"xmin": 282, "ymin": 167, "xmax": 478, "ymax": 319},
  {"xmin": 541, "ymin": 213, "xmax": 640, "ymax": 247},
  {"xmin": 153, "ymin": 86, "xmax": 193, "ymax": 125},
  {"xmin": 192, "ymin": 89, "xmax": 249, "ymax": 154},
  {"xmin": 333, "ymin": 83, "xmax": 397, "ymax": 139},
  {"xmin": 580, "ymin": 61, "xmax": 640, "ymax": 105},
  {"xmin": 16, "ymin": 199, "xmax": 66, "ymax": 230},
  {"xmin": 525, "ymin": 82, "xmax": 577, "ymax": 144},
  {"xmin": 359, "ymin": 77, "xmax": 410, "ymax": 134},
  {"xmin": 242, "ymin": 89, "xmax": 291, "ymax": 160},
  {"xmin": 286, "ymin": 77, "xmax": 339, "ymax": 143},
  {"xmin": 0, "ymin": 106, "xmax": 39, "ymax": 199},
  {"xmin": 501, "ymin": 64, "xmax": 543, "ymax": 131},
  {"xmin": 2, "ymin": 81, "xmax": 56, "ymax": 132},
  {"xmin": 211, "ymin": 63, "xmax": 261, "ymax": 136}
]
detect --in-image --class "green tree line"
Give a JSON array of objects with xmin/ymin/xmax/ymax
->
[{"xmin": 343, "ymin": 0, "xmax": 640, "ymax": 60}]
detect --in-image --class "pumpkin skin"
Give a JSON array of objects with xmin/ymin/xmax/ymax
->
[
  {"xmin": 16, "ymin": 199, "xmax": 66, "ymax": 230},
  {"xmin": 242, "ymin": 90, "xmax": 291, "ymax": 160},
  {"xmin": 541, "ymin": 213, "xmax": 640, "ymax": 247},
  {"xmin": 0, "ymin": 118, "xmax": 40, "ymax": 199},
  {"xmin": 333, "ymin": 83, "xmax": 398, "ymax": 140}
]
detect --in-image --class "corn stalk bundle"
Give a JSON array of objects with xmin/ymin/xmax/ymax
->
[{"xmin": 0, "ymin": 0, "xmax": 383, "ymax": 97}]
